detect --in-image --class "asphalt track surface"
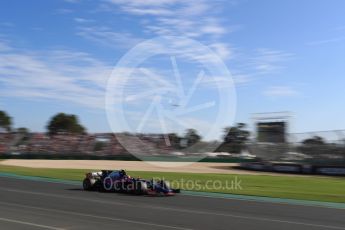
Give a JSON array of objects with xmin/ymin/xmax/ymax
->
[{"xmin": 0, "ymin": 177, "xmax": 344, "ymax": 230}]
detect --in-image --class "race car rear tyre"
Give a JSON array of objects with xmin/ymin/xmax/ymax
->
[
  {"xmin": 83, "ymin": 178, "xmax": 92, "ymax": 191},
  {"xmin": 114, "ymin": 182, "xmax": 123, "ymax": 193}
]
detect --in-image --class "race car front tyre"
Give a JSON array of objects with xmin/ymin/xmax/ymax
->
[{"xmin": 83, "ymin": 178, "xmax": 92, "ymax": 191}]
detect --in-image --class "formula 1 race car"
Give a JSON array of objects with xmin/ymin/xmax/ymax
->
[{"xmin": 82, "ymin": 169, "xmax": 180, "ymax": 196}]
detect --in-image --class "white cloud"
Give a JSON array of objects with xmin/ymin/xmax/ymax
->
[
  {"xmin": 0, "ymin": 45, "xmax": 113, "ymax": 109},
  {"xmin": 105, "ymin": 0, "xmax": 232, "ymax": 40},
  {"xmin": 232, "ymin": 74, "xmax": 251, "ymax": 85},
  {"xmin": 74, "ymin": 17, "xmax": 94, "ymax": 23},
  {"xmin": 146, "ymin": 16, "xmax": 228, "ymax": 38},
  {"xmin": 209, "ymin": 43, "xmax": 234, "ymax": 60},
  {"xmin": 263, "ymin": 86, "xmax": 299, "ymax": 97},
  {"xmin": 199, "ymin": 76, "xmax": 233, "ymax": 89},
  {"xmin": 84, "ymin": 1, "xmax": 290, "ymax": 88},
  {"xmin": 247, "ymin": 48, "xmax": 294, "ymax": 74},
  {"xmin": 307, "ymin": 36, "xmax": 345, "ymax": 46},
  {"xmin": 77, "ymin": 26, "xmax": 141, "ymax": 49},
  {"xmin": 76, "ymin": 1, "xmax": 235, "ymax": 64},
  {"xmin": 199, "ymin": 73, "xmax": 250, "ymax": 89},
  {"xmin": 107, "ymin": 0, "xmax": 206, "ymax": 16},
  {"xmin": 0, "ymin": 41, "xmax": 194, "ymax": 110},
  {"xmin": 201, "ymin": 24, "xmax": 226, "ymax": 35}
]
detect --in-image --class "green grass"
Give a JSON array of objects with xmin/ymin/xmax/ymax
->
[{"xmin": 1, "ymin": 164, "xmax": 345, "ymax": 203}]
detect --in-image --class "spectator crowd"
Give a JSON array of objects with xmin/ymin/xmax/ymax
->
[{"xmin": 0, "ymin": 132, "xmax": 176, "ymax": 156}]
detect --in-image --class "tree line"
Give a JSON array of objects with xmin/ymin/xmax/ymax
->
[
  {"xmin": 0, "ymin": 110, "xmax": 252, "ymax": 152},
  {"xmin": 0, "ymin": 111, "xmax": 86, "ymax": 135},
  {"xmin": 0, "ymin": 110, "xmax": 336, "ymax": 153}
]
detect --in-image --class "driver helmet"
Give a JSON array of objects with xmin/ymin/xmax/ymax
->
[{"xmin": 119, "ymin": 169, "xmax": 126, "ymax": 177}]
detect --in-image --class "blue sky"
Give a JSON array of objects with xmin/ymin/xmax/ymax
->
[{"xmin": 0, "ymin": 0, "xmax": 345, "ymax": 139}]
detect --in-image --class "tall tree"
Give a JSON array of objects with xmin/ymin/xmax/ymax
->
[
  {"xmin": 17, "ymin": 127, "xmax": 29, "ymax": 135},
  {"xmin": 16, "ymin": 127, "xmax": 30, "ymax": 144},
  {"xmin": 0, "ymin": 110, "xmax": 12, "ymax": 132},
  {"xmin": 167, "ymin": 133, "xmax": 180, "ymax": 146},
  {"xmin": 47, "ymin": 113, "xmax": 86, "ymax": 135},
  {"xmin": 184, "ymin": 129, "xmax": 201, "ymax": 146},
  {"xmin": 302, "ymin": 136, "xmax": 325, "ymax": 145},
  {"xmin": 299, "ymin": 136, "xmax": 327, "ymax": 156},
  {"xmin": 223, "ymin": 123, "xmax": 250, "ymax": 144},
  {"xmin": 217, "ymin": 123, "xmax": 250, "ymax": 153}
]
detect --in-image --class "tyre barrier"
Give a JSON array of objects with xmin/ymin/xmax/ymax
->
[
  {"xmin": 239, "ymin": 162, "xmax": 345, "ymax": 176},
  {"xmin": 314, "ymin": 166, "xmax": 345, "ymax": 176}
]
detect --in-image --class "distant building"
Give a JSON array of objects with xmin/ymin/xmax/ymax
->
[
  {"xmin": 252, "ymin": 112, "xmax": 290, "ymax": 143},
  {"xmin": 257, "ymin": 121, "xmax": 286, "ymax": 143}
]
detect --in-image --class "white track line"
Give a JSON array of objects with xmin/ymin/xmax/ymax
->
[
  {"xmin": 0, "ymin": 217, "xmax": 64, "ymax": 230},
  {"xmin": 0, "ymin": 201, "xmax": 193, "ymax": 230},
  {"xmin": 0, "ymin": 188, "xmax": 344, "ymax": 229}
]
